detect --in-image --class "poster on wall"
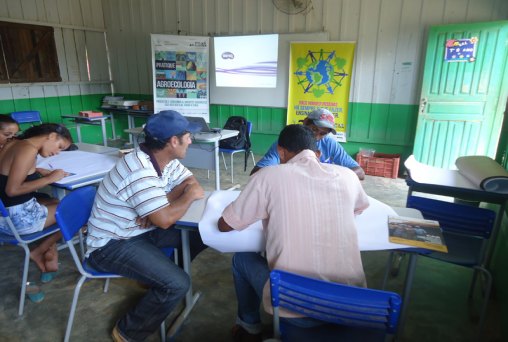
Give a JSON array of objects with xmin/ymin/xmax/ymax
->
[
  {"xmin": 444, "ymin": 37, "xmax": 478, "ymax": 62},
  {"xmin": 286, "ymin": 42, "xmax": 355, "ymax": 142},
  {"xmin": 151, "ymin": 34, "xmax": 210, "ymax": 119}
]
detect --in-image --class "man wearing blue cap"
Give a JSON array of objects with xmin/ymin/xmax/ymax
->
[
  {"xmin": 251, "ymin": 108, "xmax": 365, "ymax": 180},
  {"xmin": 86, "ymin": 110, "xmax": 207, "ymax": 341}
]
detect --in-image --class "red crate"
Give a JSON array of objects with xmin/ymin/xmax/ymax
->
[{"xmin": 356, "ymin": 153, "xmax": 400, "ymax": 179}]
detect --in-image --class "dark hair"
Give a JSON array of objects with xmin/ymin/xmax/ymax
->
[
  {"xmin": 143, "ymin": 131, "xmax": 189, "ymax": 151},
  {"xmin": 19, "ymin": 123, "xmax": 73, "ymax": 142},
  {"xmin": 278, "ymin": 124, "xmax": 316, "ymax": 153},
  {"xmin": 0, "ymin": 114, "xmax": 18, "ymax": 129}
]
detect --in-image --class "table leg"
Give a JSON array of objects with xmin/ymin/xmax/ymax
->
[
  {"xmin": 127, "ymin": 115, "xmax": 135, "ymax": 145},
  {"xmin": 76, "ymin": 123, "xmax": 82, "ymax": 143},
  {"xmin": 398, "ymin": 253, "xmax": 417, "ymax": 336},
  {"xmin": 214, "ymin": 141, "xmax": 220, "ymax": 190},
  {"xmin": 109, "ymin": 112, "xmax": 117, "ymax": 140},
  {"xmin": 485, "ymin": 201, "xmax": 507, "ymax": 267},
  {"xmin": 167, "ymin": 228, "xmax": 201, "ymax": 338},
  {"xmin": 101, "ymin": 118, "xmax": 108, "ymax": 147}
]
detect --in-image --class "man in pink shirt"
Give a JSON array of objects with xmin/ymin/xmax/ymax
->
[{"xmin": 218, "ymin": 124, "xmax": 370, "ymax": 342}]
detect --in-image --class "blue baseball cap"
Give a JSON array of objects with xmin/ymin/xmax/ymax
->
[{"xmin": 144, "ymin": 110, "xmax": 201, "ymax": 141}]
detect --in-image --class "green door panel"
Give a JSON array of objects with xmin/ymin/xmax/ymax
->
[{"xmin": 414, "ymin": 20, "xmax": 508, "ymax": 168}]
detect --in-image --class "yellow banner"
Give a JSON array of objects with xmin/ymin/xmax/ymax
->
[{"xmin": 287, "ymin": 42, "xmax": 355, "ymax": 141}]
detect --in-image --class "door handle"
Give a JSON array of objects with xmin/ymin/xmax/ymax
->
[{"xmin": 419, "ymin": 98, "xmax": 428, "ymax": 114}]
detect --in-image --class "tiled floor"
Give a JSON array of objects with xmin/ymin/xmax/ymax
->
[{"xmin": 0, "ymin": 154, "xmax": 502, "ymax": 341}]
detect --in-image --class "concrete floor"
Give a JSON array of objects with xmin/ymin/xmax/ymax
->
[{"xmin": 0, "ymin": 153, "xmax": 503, "ymax": 341}]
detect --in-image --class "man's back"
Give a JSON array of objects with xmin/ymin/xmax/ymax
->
[{"xmin": 228, "ymin": 150, "xmax": 369, "ymax": 287}]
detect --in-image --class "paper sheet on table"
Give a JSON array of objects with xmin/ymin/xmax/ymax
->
[
  {"xmin": 405, "ymin": 155, "xmax": 508, "ymax": 194},
  {"xmin": 199, "ymin": 191, "xmax": 265, "ymax": 253},
  {"xmin": 455, "ymin": 156, "xmax": 508, "ymax": 194},
  {"xmin": 405, "ymin": 155, "xmax": 477, "ymax": 190},
  {"xmin": 198, "ymin": 191, "xmax": 411, "ymax": 253},
  {"xmin": 36, "ymin": 150, "xmax": 118, "ymax": 185}
]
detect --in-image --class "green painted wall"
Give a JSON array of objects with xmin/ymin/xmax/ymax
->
[{"xmin": 0, "ymin": 94, "xmax": 419, "ymax": 174}]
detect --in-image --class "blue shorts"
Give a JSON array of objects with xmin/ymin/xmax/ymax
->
[{"xmin": 0, "ymin": 198, "xmax": 48, "ymax": 235}]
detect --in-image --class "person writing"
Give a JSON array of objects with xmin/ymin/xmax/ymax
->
[
  {"xmin": 86, "ymin": 110, "xmax": 207, "ymax": 342},
  {"xmin": 0, "ymin": 124, "xmax": 73, "ymax": 281},
  {"xmin": 218, "ymin": 124, "xmax": 370, "ymax": 341},
  {"xmin": 0, "ymin": 114, "xmax": 20, "ymax": 150},
  {"xmin": 251, "ymin": 108, "xmax": 365, "ymax": 180}
]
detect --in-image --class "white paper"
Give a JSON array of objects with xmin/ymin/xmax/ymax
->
[
  {"xmin": 404, "ymin": 155, "xmax": 477, "ymax": 189},
  {"xmin": 36, "ymin": 150, "xmax": 118, "ymax": 185},
  {"xmin": 405, "ymin": 155, "xmax": 508, "ymax": 194},
  {"xmin": 198, "ymin": 191, "xmax": 411, "ymax": 253},
  {"xmin": 455, "ymin": 155, "xmax": 508, "ymax": 194}
]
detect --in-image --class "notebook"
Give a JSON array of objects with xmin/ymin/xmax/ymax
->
[{"xmin": 185, "ymin": 116, "xmax": 212, "ymax": 132}]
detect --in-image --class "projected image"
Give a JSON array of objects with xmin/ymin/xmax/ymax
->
[{"xmin": 214, "ymin": 34, "xmax": 279, "ymax": 88}]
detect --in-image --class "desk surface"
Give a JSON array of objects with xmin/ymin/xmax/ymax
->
[
  {"xmin": 125, "ymin": 127, "xmax": 238, "ymax": 143},
  {"xmin": 62, "ymin": 114, "xmax": 110, "ymax": 121},
  {"xmin": 101, "ymin": 107, "xmax": 154, "ymax": 116},
  {"xmin": 75, "ymin": 143, "xmax": 119, "ymax": 155},
  {"xmin": 36, "ymin": 150, "xmax": 118, "ymax": 187}
]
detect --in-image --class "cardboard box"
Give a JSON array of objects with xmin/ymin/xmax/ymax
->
[
  {"xmin": 79, "ymin": 111, "xmax": 103, "ymax": 118},
  {"xmin": 356, "ymin": 153, "xmax": 400, "ymax": 179}
]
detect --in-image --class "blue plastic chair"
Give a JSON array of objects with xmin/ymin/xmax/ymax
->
[
  {"xmin": 0, "ymin": 198, "xmax": 60, "ymax": 316},
  {"xmin": 55, "ymin": 186, "xmax": 173, "ymax": 342},
  {"xmin": 269, "ymin": 270, "xmax": 402, "ymax": 341},
  {"xmin": 383, "ymin": 195, "xmax": 496, "ymax": 337},
  {"xmin": 10, "ymin": 111, "xmax": 43, "ymax": 125},
  {"xmin": 219, "ymin": 121, "xmax": 256, "ymax": 183}
]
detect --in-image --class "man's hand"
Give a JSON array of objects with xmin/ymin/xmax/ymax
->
[
  {"xmin": 184, "ymin": 182, "xmax": 205, "ymax": 201},
  {"xmin": 136, "ymin": 216, "xmax": 152, "ymax": 228},
  {"xmin": 218, "ymin": 217, "xmax": 233, "ymax": 232}
]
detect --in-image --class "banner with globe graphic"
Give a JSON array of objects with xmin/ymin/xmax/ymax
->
[{"xmin": 287, "ymin": 42, "xmax": 355, "ymax": 142}]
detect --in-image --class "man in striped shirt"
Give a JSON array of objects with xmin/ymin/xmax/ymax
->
[{"xmin": 86, "ymin": 110, "xmax": 206, "ymax": 342}]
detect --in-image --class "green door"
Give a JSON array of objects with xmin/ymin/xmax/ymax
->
[{"xmin": 413, "ymin": 21, "xmax": 508, "ymax": 168}]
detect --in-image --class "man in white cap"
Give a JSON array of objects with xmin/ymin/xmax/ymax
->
[
  {"xmin": 86, "ymin": 110, "xmax": 207, "ymax": 341},
  {"xmin": 251, "ymin": 108, "xmax": 365, "ymax": 180}
]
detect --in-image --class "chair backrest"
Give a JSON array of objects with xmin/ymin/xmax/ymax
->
[
  {"xmin": 247, "ymin": 121, "xmax": 253, "ymax": 136},
  {"xmin": 55, "ymin": 186, "xmax": 96, "ymax": 242},
  {"xmin": 10, "ymin": 111, "xmax": 43, "ymax": 125},
  {"xmin": 270, "ymin": 270, "xmax": 402, "ymax": 337},
  {"xmin": 406, "ymin": 195, "xmax": 495, "ymax": 238}
]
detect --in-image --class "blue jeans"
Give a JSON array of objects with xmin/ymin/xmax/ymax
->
[
  {"xmin": 232, "ymin": 253, "xmax": 324, "ymax": 335},
  {"xmin": 88, "ymin": 228, "xmax": 206, "ymax": 341}
]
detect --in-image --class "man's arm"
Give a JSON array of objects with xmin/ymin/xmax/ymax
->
[
  {"xmin": 250, "ymin": 141, "xmax": 280, "ymax": 175},
  {"xmin": 351, "ymin": 166, "xmax": 366, "ymax": 180},
  {"xmin": 148, "ymin": 180, "xmax": 204, "ymax": 229},
  {"xmin": 166, "ymin": 176, "xmax": 200, "ymax": 202}
]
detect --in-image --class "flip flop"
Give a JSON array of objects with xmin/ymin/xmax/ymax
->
[
  {"xmin": 26, "ymin": 283, "xmax": 45, "ymax": 303},
  {"xmin": 40, "ymin": 271, "xmax": 58, "ymax": 283}
]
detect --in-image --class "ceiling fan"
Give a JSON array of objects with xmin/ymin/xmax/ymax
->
[{"xmin": 272, "ymin": 0, "xmax": 313, "ymax": 15}]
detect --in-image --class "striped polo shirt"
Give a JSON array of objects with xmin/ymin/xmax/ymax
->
[{"xmin": 85, "ymin": 146, "xmax": 192, "ymax": 255}]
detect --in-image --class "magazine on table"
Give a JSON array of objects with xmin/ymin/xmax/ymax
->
[{"xmin": 388, "ymin": 216, "xmax": 448, "ymax": 253}]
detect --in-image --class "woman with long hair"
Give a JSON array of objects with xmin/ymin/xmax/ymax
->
[{"xmin": 0, "ymin": 123, "xmax": 73, "ymax": 278}]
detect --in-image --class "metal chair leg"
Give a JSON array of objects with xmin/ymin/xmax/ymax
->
[
  {"xmin": 64, "ymin": 275, "xmax": 87, "ymax": 342},
  {"xmin": 19, "ymin": 244, "xmax": 30, "ymax": 316}
]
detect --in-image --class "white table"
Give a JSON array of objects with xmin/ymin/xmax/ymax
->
[
  {"xmin": 75, "ymin": 143, "xmax": 120, "ymax": 156},
  {"xmin": 62, "ymin": 115, "xmax": 111, "ymax": 147},
  {"xmin": 36, "ymin": 150, "xmax": 119, "ymax": 199},
  {"xmin": 125, "ymin": 128, "xmax": 239, "ymax": 190}
]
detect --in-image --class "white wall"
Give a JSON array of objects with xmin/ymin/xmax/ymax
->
[
  {"xmin": 101, "ymin": 0, "xmax": 508, "ymax": 105},
  {"xmin": 0, "ymin": 0, "xmax": 110, "ymax": 103}
]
